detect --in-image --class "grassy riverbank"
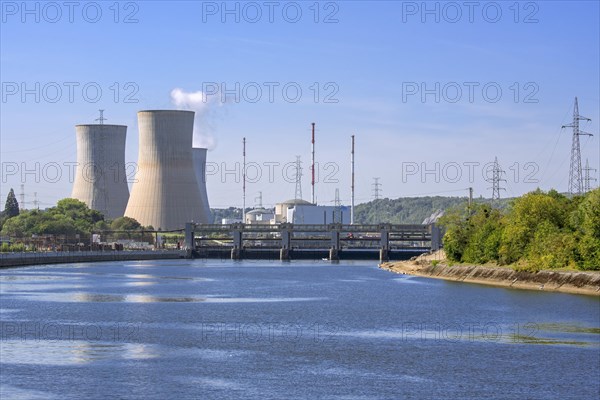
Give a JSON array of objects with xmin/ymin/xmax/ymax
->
[{"xmin": 380, "ymin": 251, "xmax": 600, "ymax": 296}]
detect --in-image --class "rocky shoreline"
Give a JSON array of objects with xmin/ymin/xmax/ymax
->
[{"xmin": 380, "ymin": 252, "xmax": 600, "ymax": 297}]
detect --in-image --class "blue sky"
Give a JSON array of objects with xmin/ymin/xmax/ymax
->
[{"xmin": 1, "ymin": 0, "xmax": 599, "ymax": 209}]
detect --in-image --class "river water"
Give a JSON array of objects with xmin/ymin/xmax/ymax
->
[{"xmin": 1, "ymin": 260, "xmax": 599, "ymax": 399}]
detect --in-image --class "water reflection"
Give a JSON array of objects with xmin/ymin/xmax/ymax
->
[
  {"xmin": 0, "ymin": 340, "xmax": 158, "ymax": 366},
  {"xmin": 8, "ymin": 292, "xmax": 326, "ymax": 304},
  {"xmin": 0, "ymin": 385, "xmax": 58, "ymax": 400}
]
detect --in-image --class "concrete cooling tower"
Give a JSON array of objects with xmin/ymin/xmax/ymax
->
[
  {"xmin": 192, "ymin": 147, "xmax": 212, "ymax": 222},
  {"xmin": 124, "ymin": 110, "xmax": 210, "ymax": 230},
  {"xmin": 71, "ymin": 124, "xmax": 129, "ymax": 219}
]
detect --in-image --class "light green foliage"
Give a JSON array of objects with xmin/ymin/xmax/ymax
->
[
  {"xmin": 0, "ymin": 198, "xmax": 104, "ymax": 237},
  {"xmin": 573, "ymin": 188, "xmax": 600, "ymax": 270},
  {"xmin": 440, "ymin": 189, "xmax": 599, "ymax": 271},
  {"xmin": 440, "ymin": 203, "xmax": 503, "ymax": 264}
]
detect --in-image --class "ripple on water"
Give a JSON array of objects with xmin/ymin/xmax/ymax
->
[
  {"xmin": 8, "ymin": 292, "xmax": 327, "ymax": 304},
  {"xmin": 0, "ymin": 340, "xmax": 158, "ymax": 366},
  {"xmin": 0, "ymin": 385, "xmax": 58, "ymax": 400}
]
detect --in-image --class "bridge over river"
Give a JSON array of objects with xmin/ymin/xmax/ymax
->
[{"xmin": 185, "ymin": 223, "xmax": 442, "ymax": 262}]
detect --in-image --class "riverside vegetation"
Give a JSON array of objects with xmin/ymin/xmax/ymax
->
[{"xmin": 439, "ymin": 188, "xmax": 600, "ymax": 271}]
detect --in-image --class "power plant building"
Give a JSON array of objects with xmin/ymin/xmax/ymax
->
[
  {"xmin": 125, "ymin": 110, "xmax": 210, "ymax": 230},
  {"xmin": 287, "ymin": 205, "xmax": 350, "ymax": 225},
  {"xmin": 192, "ymin": 147, "xmax": 212, "ymax": 223},
  {"xmin": 71, "ymin": 124, "xmax": 130, "ymax": 219},
  {"xmin": 274, "ymin": 199, "xmax": 314, "ymax": 223}
]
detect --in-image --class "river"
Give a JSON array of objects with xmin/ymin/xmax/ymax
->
[{"xmin": 1, "ymin": 260, "xmax": 599, "ymax": 399}]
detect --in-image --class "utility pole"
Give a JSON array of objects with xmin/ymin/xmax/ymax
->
[
  {"xmin": 468, "ymin": 187, "xmax": 473, "ymax": 210},
  {"xmin": 294, "ymin": 156, "xmax": 303, "ymax": 200},
  {"xmin": 489, "ymin": 157, "xmax": 506, "ymax": 203},
  {"xmin": 563, "ymin": 97, "xmax": 593, "ymax": 195},
  {"xmin": 583, "ymin": 159, "xmax": 597, "ymax": 193}
]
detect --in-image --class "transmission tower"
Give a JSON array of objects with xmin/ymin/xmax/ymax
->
[
  {"xmin": 294, "ymin": 156, "xmax": 303, "ymax": 200},
  {"xmin": 489, "ymin": 157, "xmax": 506, "ymax": 202},
  {"xmin": 95, "ymin": 109, "xmax": 107, "ymax": 125},
  {"xmin": 563, "ymin": 97, "xmax": 593, "ymax": 195},
  {"xmin": 333, "ymin": 188, "xmax": 342, "ymax": 223},
  {"xmin": 19, "ymin": 184, "xmax": 25, "ymax": 210},
  {"xmin": 254, "ymin": 191, "xmax": 263, "ymax": 208},
  {"xmin": 372, "ymin": 177, "xmax": 381, "ymax": 200},
  {"xmin": 583, "ymin": 159, "xmax": 597, "ymax": 193}
]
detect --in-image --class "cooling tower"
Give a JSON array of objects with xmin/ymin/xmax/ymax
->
[
  {"xmin": 71, "ymin": 124, "xmax": 129, "ymax": 219},
  {"xmin": 192, "ymin": 147, "xmax": 212, "ymax": 222},
  {"xmin": 124, "ymin": 110, "xmax": 209, "ymax": 230}
]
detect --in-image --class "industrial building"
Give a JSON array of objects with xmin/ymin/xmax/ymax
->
[
  {"xmin": 71, "ymin": 124, "xmax": 130, "ymax": 219},
  {"xmin": 192, "ymin": 147, "xmax": 211, "ymax": 222},
  {"xmin": 244, "ymin": 208, "xmax": 275, "ymax": 225},
  {"xmin": 125, "ymin": 110, "xmax": 210, "ymax": 230},
  {"xmin": 274, "ymin": 199, "xmax": 314, "ymax": 223},
  {"xmin": 287, "ymin": 204, "xmax": 351, "ymax": 225}
]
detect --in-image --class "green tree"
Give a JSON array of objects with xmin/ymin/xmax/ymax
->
[
  {"xmin": 499, "ymin": 190, "xmax": 568, "ymax": 264},
  {"xmin": 110, "ymin": 217, "xmax": 142, "ymax": 231},
  {"xmin": 2, "ymin": 188, "xmax": 20, "ymax": 218},
  {"xmin": 572, "ymin": 188, "xmax": 600, "ymax": 270}
]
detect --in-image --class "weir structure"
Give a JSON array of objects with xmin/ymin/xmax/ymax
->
[
  {"xmin": 125, "ymin": 110, "xmax": 210, "ymax": 230},
  {"xmin": 185, "ymin": 223, "xmax": 442, "ymax": 262},
  {"xmin": 71, "ymin": 124, "xmax": 130, "ymax": 219}
]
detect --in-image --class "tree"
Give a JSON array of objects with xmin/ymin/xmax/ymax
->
[
  {"xmin": 3, "ymin": 188, "xmax": 19, "ymax": 218},
  {"xmin": 572, "ymin": 188, "xmax": 600, "ymax": 270},
  {"xmin": 110, "ymin": 217, "xmax": 142, "ymax": 231}
]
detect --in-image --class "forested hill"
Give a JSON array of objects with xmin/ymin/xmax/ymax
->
[
  {"xmin": 354, "ymin": 196, "xmax": 512, "ymax": 224},
  {"xmin": 209, "ymin": 196, "xmax": 513, "ymax": 225}
]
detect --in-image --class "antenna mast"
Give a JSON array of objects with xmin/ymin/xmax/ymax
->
[
  {"xmin": 242, "ymin": 137, "xmax": 246, "ymax": 220},
  {"xmin": 311, "ymin": 122, "xmax": 315, "ymax": 205},
  {"xmin": 351, "ymin": 134, "xmax": 355, "ymax": 225}
]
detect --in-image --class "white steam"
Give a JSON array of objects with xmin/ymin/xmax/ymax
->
[{"xmin": 170, "ymin": 88, "xmax": 226, "ymax": 150}]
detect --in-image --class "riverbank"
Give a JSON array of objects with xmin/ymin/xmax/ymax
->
[
  {"xmin": 380, "ymin": 251, "xmax": 600, "ymax": 296},
  {"xmin": 0, "ymin": 250, "xmax": 188, "ymax": 268}
]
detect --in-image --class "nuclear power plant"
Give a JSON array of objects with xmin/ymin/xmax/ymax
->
[
  {"xmin": 192, "ymin": 147, "xmax": 212, "ymax": 222},
  {"xmin": 71, "ymin": 124, "xmax": 130, "ymax": 219},
  {"xmin": 124, "ymin": 110, "xmax": 210, "ymax": 230}
]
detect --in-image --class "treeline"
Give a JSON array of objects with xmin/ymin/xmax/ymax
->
[
  {"xmin": 354, "ymin": 196, "xmax": 512, "ymax": 224},
  {"xmin": 0, "ymin": 198, "xmax": 153, "ymax": 238},
  {"xmin": 439, "ymin": 189, "xmax": 600, "ymax": 271}
]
